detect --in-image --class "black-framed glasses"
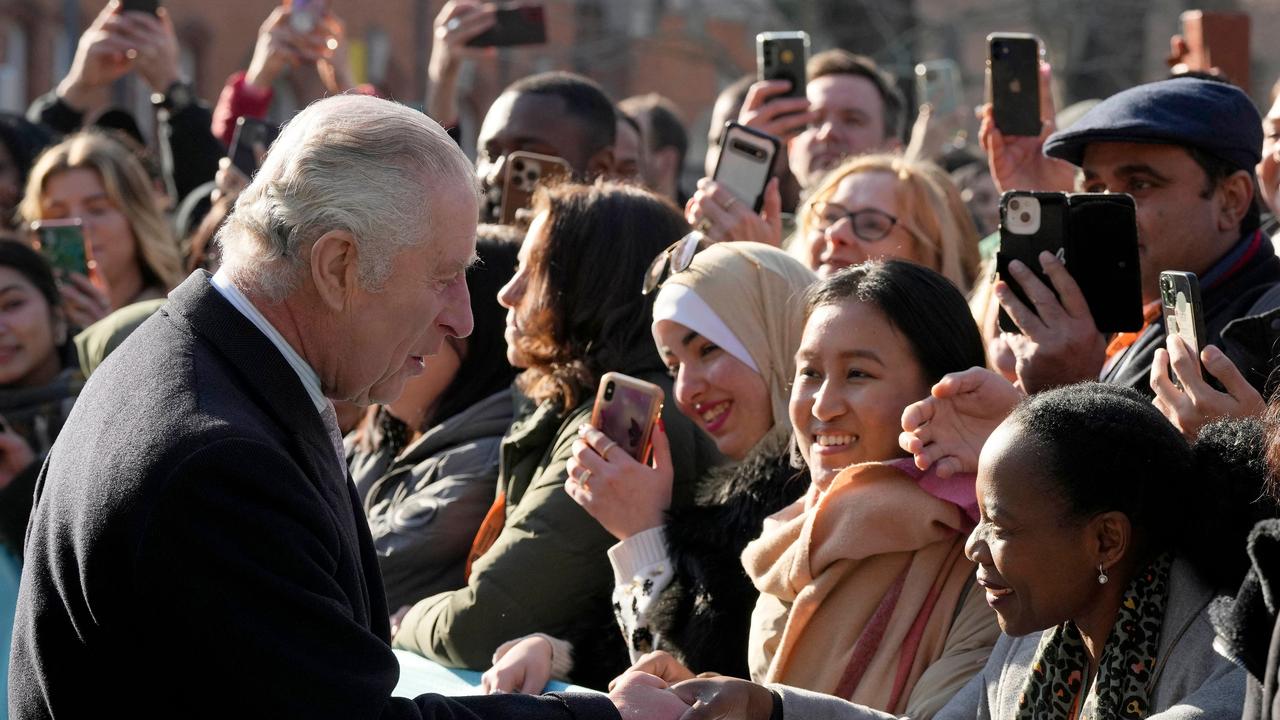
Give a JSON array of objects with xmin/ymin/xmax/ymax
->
[
  {"xmin": 808, "ymin": 201, "xmax": 905, "ymax": 243},
  {"xmin": 642, "ymin": 230, "xmax": 707, "ymax": 295}
]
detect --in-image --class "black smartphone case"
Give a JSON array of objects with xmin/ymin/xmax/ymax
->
[
  {"xmin": 997, "ymin": 191, "xmax": 1067, "ymax": 333},
  {"xmin": 758, "ymin": 37, "xmax": 808, "ymax": 99},
  {"xmin": 1067, "ymin": 194, "xmax": 1143, "ymax": 333},
  {"xmin": 466, "ymin": 5, "xmax": 547, "ymax": 47},
  {"xmin": 988, "ymin": 34, "xmax": 1040, "ymax": 137}
]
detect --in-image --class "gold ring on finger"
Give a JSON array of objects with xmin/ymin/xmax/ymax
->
[
  {"xmin": 721, "ymin": 195, "xmax": 737, "ymax": 211},
  {"xmin": 580, "ymin": 468, "xmax": 592, "ymax": 489},
  {"xmin": 601, "ymin": 441, "xmax": 619, "ymax": 461}
]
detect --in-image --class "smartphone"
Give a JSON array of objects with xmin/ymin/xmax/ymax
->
[
  {"xmin": 756, "ymin": 31, "xmax": 809, "ymax": 99},
  {"xmin": 712, "ymin": 122, "xmax": 780, "ymax": 213},
  {"xmin": 998, "ymin": 191, "xmax": 1144, "ymax": 334},
  {"xmin": 1065, "ymin": 194, "xmax": 1142, "ymax": 333},
  {"xmin": 987, "ymin": 33, "xmax": 1041, "ymax": 137},
  {"xmin": 31, "ymin": 219, "xmax": 91, "ymax": 278},
  {"xmin": 997, "ymin": 191, "xmax": 1066, "ymax": 333},
  {"xmin": 1159, "ymin": 271, "xmax": 1209, "ymax": 387},
  {"xmin": 466, "ymin": 3, "xmax": 547, "ymax": 47},
  {"xmin": 120, "ymin": 0, "xmax": 160, "ymax": 15},
  {"xmin": 1180, "ymin": 10, "xmax": 1251, "ymax": 89},
  {"xmin": 915, "ymin": 59, "xmax": 962, "ymax": 115},
  {"xmin": 590, "ymin": 372, "xmax": 664, "ymax": 464},
  {"xmin": 228, "ymin": 117, "xmax": 280, "ymax": 177},
  {"xmin": 287, "ymin": 0, "xmax": 327, "ymax": 33},
  {"xmin": 499, "ymin": 151, "xmax": 571, "ymax": 226}
]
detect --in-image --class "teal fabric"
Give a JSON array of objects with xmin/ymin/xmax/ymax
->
[
  {"xmin": 0, "ymin": 544, "xmax": 19, "ymax": 720},
  {"xmin": 392, "ymin": 650, "xmax": 594, "ymax": 696}
]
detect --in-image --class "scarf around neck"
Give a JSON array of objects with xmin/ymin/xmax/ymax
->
[
  {"xmin": 1017, "ymin": 553, "xmax": 1173, "ymax": 720},
  {"xmin": 741, "ymin": 459, "xmax": 979, "ymax": 712}
]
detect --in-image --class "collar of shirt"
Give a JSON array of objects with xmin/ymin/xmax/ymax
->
[
  {"xmin": 1200, "ymin": 229, "xmax": 1264, "ymax": 291},
  {"xmin": 209, "ymin": 270, "xmax": 329, "ymax": 416}
]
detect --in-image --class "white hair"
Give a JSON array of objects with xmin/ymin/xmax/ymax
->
[{"xmin": 217, "ymin": 94, "xmax": 478, "ymax": 302}]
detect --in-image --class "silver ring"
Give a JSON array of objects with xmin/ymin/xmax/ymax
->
[
  {"xmin": 579, "ymin": 468, "xmax": 592, "ymax": 488},
  {"xmin": 445, "ymin": 18, "xmax": 462, "ymax": 31},
  {"xmin": 600, "ymin": 441, "xmax": 619, "ymax": 461}
]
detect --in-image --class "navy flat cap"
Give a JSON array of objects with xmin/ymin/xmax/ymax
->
[{"xmin": 1044, "ymin": 77, "xmax": 1261, "ymax": 171}]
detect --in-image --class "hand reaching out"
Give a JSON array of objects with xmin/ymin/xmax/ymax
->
[
  {"xmin": 977, "ymin": 62, "xmax": 1076, "ymax": 194},
  {"xmin": 481, "ymin": 635, "xmax": 554, "ymax": 695},
  {"xmin": 900, "ymin": 367, "xmax": 1023, "ymax": 478}
]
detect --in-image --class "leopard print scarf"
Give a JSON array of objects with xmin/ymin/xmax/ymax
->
[{"xmin": 1016, "ymin": 554, "xmax": 1172, "ymax": 720}]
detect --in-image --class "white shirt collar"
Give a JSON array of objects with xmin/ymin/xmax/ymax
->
[{"xmin": 209, "ymin": 270, "xmax": 329, "ymax": 415}]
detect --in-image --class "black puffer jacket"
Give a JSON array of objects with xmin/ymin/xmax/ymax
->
[{"xmin": 648, "ymin": 428, "xmax": 808, "ymax": 678}]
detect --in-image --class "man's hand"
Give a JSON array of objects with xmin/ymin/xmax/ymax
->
[
  {"xmin": 1151, "ymin": 336, "xmax": 1265, "ymax": 438},
  {"xmin": 480, "ymin": 635, "xmax": 554, "ymax": 695},
  {"xmin": 900, "ymin": 367, "xmax": 1023, "ymax": 478},
  {"xmin": 57, "ymin": 2, "xmax": 139, "ymax": 112},
  {"xmin": 977, "ymin": 62, "xmax": 1076, "ymax": 194},
  {"xmin": 996, "ymin": 251, "xmax": 1106, "ymax": 393},
  {"xmin": 737, "ymin": 80, "xmax": 816, "ymax": 142},
  {"xmin": 427, "ymin": 1, "xmax": 497, "ymax": 124},
  {"xmin": 609, "ymin": 671, "xmax": 692, "ymax": 720},
  {"xmin": 670, "ymin": 677, "xmax": 775, "ymax": 720},
  {"xmin": 684, "ymin": 177, "xmax": 783, "ymax": 246},
  {"xmin": 611, "ymin": 651, "xmax": 696, "ymax": 689}
]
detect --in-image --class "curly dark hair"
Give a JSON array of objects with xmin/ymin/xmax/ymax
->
[
  {"xmin": 513, "ymin": 182, "xmax": 688, "ymax": 410},
  {"xmin": 1009, "ymin": 383, "xmax": 1271, "ymax": 590}
]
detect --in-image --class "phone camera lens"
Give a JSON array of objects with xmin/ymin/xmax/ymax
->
[
  {"xmin": 1009, "ymin": 199, "xmax": 1021, "ymax": 210},
  {"xmin": 513, "ymin": 160, "xmax": 526, "ymax": 172},
  {"xmin": 604, "ymin": 382, "xmax": 614, "ymax": 400},
  {"xmin": 1019, "ymin": 211, "xmax": 1031, "ymax": 223}
]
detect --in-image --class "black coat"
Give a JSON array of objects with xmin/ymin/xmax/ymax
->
[
  {"xmin": 9, "ymin": 272, "xmax": 618, "ymax": 720},
  {"xmin": 1102, "ymin": 232, "xmax": 1280, "ymax": 395},
  {"xmin": 1214, "ymin": 519, "xmax": 1280, "ymax": 720},
  {"xmin": 645, "ymin": 429, "xmax": 808, "ymax": 678}
]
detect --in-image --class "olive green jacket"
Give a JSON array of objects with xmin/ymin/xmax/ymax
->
[{"xmin": 393, "ymin": 368, "xmax": 721, "ymax": 689}]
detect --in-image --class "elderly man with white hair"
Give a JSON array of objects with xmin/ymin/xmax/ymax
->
[{"xmin": 8, "ymin": 95, "xmax": 686, "ymax": 719}]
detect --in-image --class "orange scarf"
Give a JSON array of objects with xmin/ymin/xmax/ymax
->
[{"xmin": 741, "ymin": 461, "xmax": 976, "ymax": 713}]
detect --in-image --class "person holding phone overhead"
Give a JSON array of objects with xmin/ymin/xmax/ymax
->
[
  {"xmin": 19, "ymin": 132, "xmax": 184, "ymax": 329},
  {"xmin": 481, "ymin": 242, "xmax": 816, "ymax": 693},
  {"xmin": 391, "ymin": 182, "xmax": 721, "ymax": 690},
  {"xmin": 982, "ymin": 75, "xmax": 1280, "ymax": 397}
]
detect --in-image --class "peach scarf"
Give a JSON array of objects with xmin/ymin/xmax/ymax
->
[{"xmin": 742, "ymin": 459, "xmax": 977, "ymax": 714}]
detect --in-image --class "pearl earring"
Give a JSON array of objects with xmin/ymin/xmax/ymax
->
[{"xmin": 1097, "ymin": 565, "xmax": 1109, "ymax": 585}]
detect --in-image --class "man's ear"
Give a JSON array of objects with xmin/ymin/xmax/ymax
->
[
  {"xmin": 1216, "ymin": 169, "xmax": 1254, "ymax": 233},
  {"xmin": 586, "ymin": 145, "xmax": 617, "ymax": 180},
  {"xmin": 309, "ymin": 230, "xmax": 360, "ymax": 312}
]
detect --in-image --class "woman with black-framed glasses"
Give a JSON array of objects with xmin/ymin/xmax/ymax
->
[{"xmin": 794, "ymin": 154, "xmax": 981, "ymax": 293}]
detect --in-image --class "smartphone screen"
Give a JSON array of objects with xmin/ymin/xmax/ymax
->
[
  {"xmin": 466, "ymin": 4, "xmax": 547, "ymax": 47},
  {"xmin": 756, "ymin": 31, "xmax": 809, "ymax": 99},
  {"xmin": 31, "ymin": 220, "xmax": 90, "ymax": 278},
  {"xmin": 712, "ymin": 123, "xmax": 779, "ymax": 213},
  {"xmin": 591, "ymin": 373, "xmax": 663, "ymax": 462},
  {"xmin": 987, "ymin": 33, "xmax": 1041, "ymax": 137}
]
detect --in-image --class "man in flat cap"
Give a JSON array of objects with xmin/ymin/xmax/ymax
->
[{"xmin": 990, "ymin": 76, "xmax": 1280, "ymax": 400}]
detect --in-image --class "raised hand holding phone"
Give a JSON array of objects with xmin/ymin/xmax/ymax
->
[
  {"xmin": 565, "ymin": 421, "xmax": 673, "ymax": 542},
  {"xmin": 978, "ymin": 60, "xmax": 1075, "ymax": 195},
  {"xmin": 1151, "ymin": 336, "xmax": 1263, "ymax": 439}
]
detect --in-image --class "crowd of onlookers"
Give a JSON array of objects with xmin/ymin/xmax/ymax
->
[{"xmin": 3, "ymin": 0, "xmax": 1280, "ymax": 718}]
